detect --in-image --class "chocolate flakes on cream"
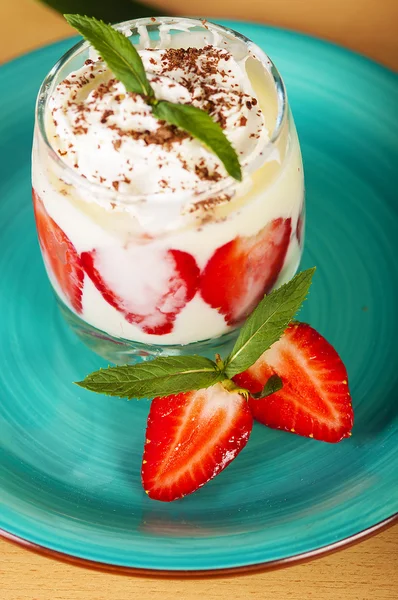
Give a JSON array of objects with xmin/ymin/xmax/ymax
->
[{"xmin": 48, "ymin": 44, "xmax": 268, "ymax": 196}]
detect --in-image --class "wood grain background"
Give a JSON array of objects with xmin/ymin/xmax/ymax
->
[{"xmin": 0, "ymin": 2, "xmax": 397, "ymax": 599}]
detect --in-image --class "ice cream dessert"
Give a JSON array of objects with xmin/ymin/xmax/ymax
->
[{"xmin": 32, "ymin": 18, "xmax": 304, "ymax": 347}]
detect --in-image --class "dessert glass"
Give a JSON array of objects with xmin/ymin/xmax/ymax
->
[{"xmin": 32, "ymin": 17, "xmax": 305, "ymax": 364}]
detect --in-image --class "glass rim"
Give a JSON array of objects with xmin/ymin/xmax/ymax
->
[{"xmin": 35, "ymin": 16, "xmax": 287, "ymax": 205}]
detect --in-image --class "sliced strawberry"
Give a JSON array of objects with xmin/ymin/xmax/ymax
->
[
  {"xmin": 81, "ymin": 246, "xmax": 199, "ymax": 335},
  {"xmin": 233, "ymin": 323, "xmax": 353, "ymax": 443},
  {"xmin": 201, "ymin": 218, "xmax": 292, "ymax": 324},
  {"xmin": 142, "ymin": 383, "xmax": 253, "ymax": 501},
  {"xmin": 32, "ymin": 189, "xmax": 84, "ymax": 313}
]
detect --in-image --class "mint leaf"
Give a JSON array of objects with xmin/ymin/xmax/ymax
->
[
  {"xmin": 64, "ymin": 14, "xmax": 154, "ymax": 97},
  {"xmin": 252, "ymin": 375, "xmax": 283, "ymax": 399},
  {"xmin": 225, "ymin": 268, "xmax": 315, "ymax": 378},
  {"xmin": 153, "ymin": 101, "xmax": 242, "ymax": 181},
  {"xmin": 76, "ymin": 355, "xmax": 224, "ymax": 399}
]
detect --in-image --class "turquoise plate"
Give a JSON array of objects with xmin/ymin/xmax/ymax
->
[{"xmin": 0, "ymin": 22, "xmax": 397, "ymax": 573}]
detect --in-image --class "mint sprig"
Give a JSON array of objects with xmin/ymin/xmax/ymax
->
[
  {"xmin": 64, "ymin": 14, "xmax": 242, "ymax": 181},
  {"xmin": 224, "ymin": 268, "xmax": 315, "ymax": 378},
  {"xmin": 77, "ymin": 269, "xmax": 315, "ymax": 400},
  {"xmin": 77, "ymin": 356, "xmax": 224, "ymax": 399}
]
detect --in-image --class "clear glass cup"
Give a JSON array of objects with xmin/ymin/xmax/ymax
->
[{"xmin": 32, "ymin": 17, "xmax": 305, "ymax": 364}]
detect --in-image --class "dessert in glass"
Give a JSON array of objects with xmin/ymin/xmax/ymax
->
[{"xmin": 32, "ymin": 17, "xmax": 305, "ymax": 363}]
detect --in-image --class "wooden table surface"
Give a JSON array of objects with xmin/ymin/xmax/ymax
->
[{"xmin": 0, "ymin": 2, "xmax": 397, "ymax": 599}]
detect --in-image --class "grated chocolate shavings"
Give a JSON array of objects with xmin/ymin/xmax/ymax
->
[
  {"xmin": 195, "ymin": 165, "xmax": 222, "ymax": 182},
  {"xmin": 160, "ymin": 46, "xmax": 227, "ymax": 78},
  {"xmin": 188, "ymin": 193, "xmax": 231, "ymax": 214},
  {"xmin": 73, "ymin": 125, "xmax": 88, "ymax": 135},
  {"xmin": 108, "ymin": 122, "xmax": 188, "ymax": 147},
  {"xmin": 101, "ymin": 109, "xmax": 114, "ymax": 124}
]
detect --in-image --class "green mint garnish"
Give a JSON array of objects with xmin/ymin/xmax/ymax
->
[
  {"xmin": 153, "ymin": 101, "xmax": 242, "ymax": 181},
  {"xmin": 76, "ymin": 356, "xmax": 224, "ymax": 399},
  {"xmin": 224, "ymin": 268, "xmax": 315, "ymax": 377},
  {"xmin": 77, "ymin": 269, "xmax": 315, "ymax": 400},
  {"xmin": 64, "ymin": 14, "xmax": 242, "ymax": 181},
  {"xmin": 251, "ymin": 375, "xmax": 283, "ymax": 399}
]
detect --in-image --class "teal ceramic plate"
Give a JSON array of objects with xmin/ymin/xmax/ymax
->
[{"xmin": 1, "ymin": 22, "xmax": 397, "ymax": 573}]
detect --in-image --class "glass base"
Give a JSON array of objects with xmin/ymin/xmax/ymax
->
[{"xmin": 57, "ymin": 299, "xmax": 239, "ymax": 365}]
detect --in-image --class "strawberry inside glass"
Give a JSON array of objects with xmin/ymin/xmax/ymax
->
[{"xmin": 32, "ymin": 17, "xmax": 304, "ymax": 360}]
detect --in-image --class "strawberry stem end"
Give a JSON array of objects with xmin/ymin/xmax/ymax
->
[{"xmin": 221, "ymin": 378, "xmax": 250, "ymax": 400}]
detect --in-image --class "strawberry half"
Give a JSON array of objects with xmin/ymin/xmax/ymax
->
[
  {"xmin": 200, "ymin": 218, "xmax": 292, "ymax": 324},
  {"xmin": 81, "ymin": 246, "xmax": 199, "ymax": 335},
  {"xmin": 233, "ymin": 323, "xmax": 354, "ymax": 443},
  {"xmin": 32, "ymin": 189, "xmax": 84, "ymax": 313},
  {"xmin": 142, "ymin": 383, "xmax": 253, "ymax": 501}
]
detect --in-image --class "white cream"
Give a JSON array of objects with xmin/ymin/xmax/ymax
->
[
  {"xmin": 32, "ymin": 20, "xmax": 304, "ymax": 346},
  {"xmin": 48, "ymin": 46, "xmax": 268, "ymax": 197}
]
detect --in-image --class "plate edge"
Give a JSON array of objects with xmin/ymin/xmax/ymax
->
[{"xmin": 1, "ymin": 513, "xmax": 397, "ymax": 577}]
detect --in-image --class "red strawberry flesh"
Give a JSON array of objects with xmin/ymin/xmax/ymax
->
[
  {"xmin": 234, "ymin": 323, "xmax": 353, "ymax": 443},
  {"xmin": 32, "ymin": 189, "xmax": 84, "ymax": 313},
  {"xmin": 201, "ymin": 218, "xmax": 292, "ymax": 325},
  {"xmin": 142, "ymin": 383, "xmax": 253, "ymax": 501},
  {"xmin": 81, "ymin": 246, "xmax": 200, "ymax": 335}
]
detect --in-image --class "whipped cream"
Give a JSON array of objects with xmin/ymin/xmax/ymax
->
[{"xmin": 48, "ymin": 45, "xmax": 268, "ymax": 196}]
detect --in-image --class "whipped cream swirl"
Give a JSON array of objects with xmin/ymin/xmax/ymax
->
[{"xmin": 48, "ymin": 44, "xmax": 268, "ymax": 196}]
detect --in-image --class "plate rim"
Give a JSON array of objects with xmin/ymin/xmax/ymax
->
[
  {"xmin": 1, "ymin": 515, "xmax": 397, "ymax": 576},
  {"xmin": 1, "ymin": 22, "xmax": 397, "ymax": 573}
]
